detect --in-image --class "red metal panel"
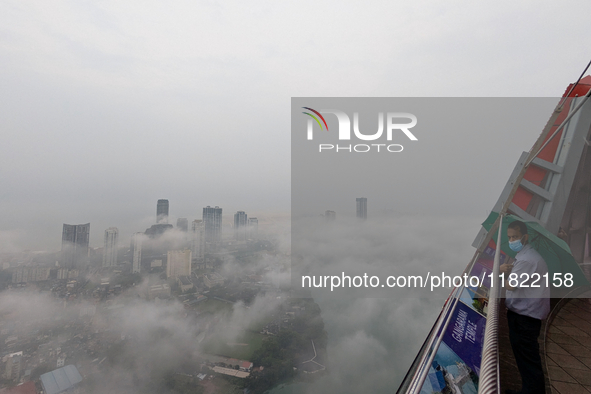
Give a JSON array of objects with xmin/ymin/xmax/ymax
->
[{"xmin": 510, "ymin": 78, "xmax": 591, "ymax": 212}]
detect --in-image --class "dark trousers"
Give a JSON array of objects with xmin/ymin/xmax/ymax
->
[{"xmin": 507, "ymin": 309, "xmax": 545, "ymax": 394}]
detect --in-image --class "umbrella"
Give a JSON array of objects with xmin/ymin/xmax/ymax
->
[{"xmin": 481, "ymin": 211, "xmax": 590, "ymax": 287}]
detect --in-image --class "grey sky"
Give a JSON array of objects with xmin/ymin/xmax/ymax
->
[{"xmin": 1, "ymin": 1, "xmax": 591, "ymax": 251}]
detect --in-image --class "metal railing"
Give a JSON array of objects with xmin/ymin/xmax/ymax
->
[{"xmin": 477, "ymin": 214, "xmax": 504, "ymax": 394}]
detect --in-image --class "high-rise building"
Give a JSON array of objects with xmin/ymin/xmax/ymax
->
[
  {"xmin": 5, "ymin": 351, "xmax": 22, "ymax": 381},
  {"xmin": 61, "ymin": 223, "xmax": 90, "ymax": 269},
  {"xmin": 11, "ymin": 267, "xmax": 51, "ymax": 283},
  {"xmin": 102, "ymin": 227, "xmax": 119, "ymax": 268},
  {"xmin": 131, "ymin": 232, "xmax": 143, "ymax": 274},
  {"xmin": 325, "ymin": 210, "xmax": 336, "ymax": 221},
  {"xmin": 177, "ymin": 218, "xmax": 188, "ymax": 232},
  {"xmin": 145, "ymin": 223, "xmax": 173, "ymax": 238},
  {"xmin": 191, "ymin": 220, "xmax": 205, "ymax": 261},
  {"xmin": 157, "ymin": 199, "xmax": 169, "ymax": 224},
  {"xmin": 356, "ymin": 198, "xmax": 367, "ymax": 220},
  {"xmin": 234, "ymin": 211, "xmax": 248, "ymax": 240},
  {"xmin": 248, "ymin": 217, "xmax": 258, "ymax": 239},
  {"xmin": 203, "ymin": 206, "xmax": 222, "ymax": 244},
  {"xmin": 166, "ymin": 249, "xmax": 192, "ymax": 278}
]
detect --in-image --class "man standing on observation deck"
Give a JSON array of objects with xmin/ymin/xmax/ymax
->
[{"xmin": 500, "ymin": 220, "xmax": 550, "ymax": 394}]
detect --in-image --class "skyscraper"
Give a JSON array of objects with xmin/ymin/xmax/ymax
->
[
  {"xmin": 157, "ymin": 199, "xmax": 169, "ymax": 224},
  {"xmin": 102, "ymin": 227, "xmax": 119, "ymax": 268},
  {"xmin": 356, "ymin": 197, "xmax": 367, "ymax": 220},
  {"xmin": 203, "ymin": 206, "xmax": 222, "ymax": 245},
  {"xmin": 61, "ymin": 223, "xmax": 90, "ymax": 269},
  {"xmin": 177, "ymin": 218, "xmax": 188, "ymax": 232},
  {"xmin": 166, "ymin": 249, "xmax": 192, "ymax": 278},
  {"xmin": 191, "ymin": 220, "xmax": 205, "ymax": 261},
  {"xmin": 325, "ymin": 210, "xmax": 336, "ymax": 221},
  {"xmin": 234, "ymin": 211, "xmax": 248, "ymax": 240},
  {"xmin": 145, "ymin": 223, "xmax": 173, "ymax": 238},
  {"xmin": 131, "ymin": 232, "xmax": 143, "ymax": 274},
  {"xmin": 5, "ymin": 351, "xmax": 22, "ymax": 381},
  {"xmin": 248, "ymin": 217, "xmax": 258, "ymax": 239}
]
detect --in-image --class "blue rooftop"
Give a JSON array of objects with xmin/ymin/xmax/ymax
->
[{"xmin": 40, "ymin": 365, "xmax": 82, "ymax": 394}]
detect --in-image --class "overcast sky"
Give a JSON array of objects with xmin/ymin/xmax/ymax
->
[{"xmin": 1, "ymin": 1, "xmax": 591, "ymax": 250}]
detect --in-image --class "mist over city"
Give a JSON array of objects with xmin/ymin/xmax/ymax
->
[{"xmin": 0, "ymin": 196, "xmax": 482, "ymax": 394}]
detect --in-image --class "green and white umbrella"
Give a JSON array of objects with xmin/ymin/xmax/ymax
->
[{"xmin": 482, "ymin": 211, "xmax": 589, "ymax": 287}]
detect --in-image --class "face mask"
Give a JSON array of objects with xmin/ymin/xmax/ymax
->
[{"xmin": 509, "ymin": 237, "xmax": 524, "ymax": 252}]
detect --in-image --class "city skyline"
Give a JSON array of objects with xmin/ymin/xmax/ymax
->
[
  {"xmin": 0, "ymin": 186, "xmax": 503, "ymax": 253},
  {"xmin": 4, "ymin": 199, "xmax": 284, "ymax": 253},
  {"xmin": 39, "ymin": 195, "xmax": 378, "ymax": 253}
]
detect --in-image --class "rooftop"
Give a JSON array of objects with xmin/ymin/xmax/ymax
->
[
  {"xmin": 0, "ymin": 382, "xmax": 37, "ymax": 394},
  {"xmin": 40, "ymin": 365, "xmax": 82, "ymax": 394}
]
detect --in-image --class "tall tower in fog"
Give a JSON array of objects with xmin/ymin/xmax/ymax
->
[
  {"xmin": 5, "ymin": 352, "xmax": 22, "ymax": 381},
  {"xmin": 234, "ymin": 211, "xmax": 248, "ymax": 240},
  {"xmin": 203, "ymin": 206, "xmax": 222, "ymax": 245},
  {"xmin": 248, "ymin": 217, "xmax": 258, "ymax": 239},
  {"xmin": 61, "ymin": 223, "xmax": 90, "ymax": 269},
  {"xmin": 131, "ymin": 232, "xmax": 143, "ymax": 274},
  {"xmin": 157, "ymin": 199, "xmax": 169, "ymax": 224},
  {"xmin": 191, "ymin": 220, "xmax": 205, "ymax": 261},
  {"xmin": 102, "ymin": 227, "xmax": 119, "ymax": 268},
  {"xmin": 356, "ymin": 197, "xmax": 367, "ymax": 220},
  {"xmin": 325, "ymin": 210, "xmax": 336, "ymax": 222}
]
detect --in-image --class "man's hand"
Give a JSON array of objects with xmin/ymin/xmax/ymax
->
[
  {"xmin": 500, "ymin": 263, "xmax": 517, "ymax": 290},
  {"xmin": 500, "ymin": 263, "xmax": 513, "ymax": 275}
]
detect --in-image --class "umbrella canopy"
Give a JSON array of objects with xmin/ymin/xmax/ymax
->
[{"xmin": 482, "ymin": 212, "xmax": 590, "ymax": 287}]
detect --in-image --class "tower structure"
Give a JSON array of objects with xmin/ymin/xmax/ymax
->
[
  {"xmin": 131, "ymin": 232, "xmax": 143, "ymax": 274},
  {"xmin": 5, "ymin": 351, "xmax": 22, "ymax": 381},
  {"xmin": 61, "ymin": 223, "xmax": 90, "ymax": 269},
  {"xmin": 325, "ymin": 210, "xmax": 336, "ymax": 221},
  {"xmin": 356, "ymin": 198, "xmax": 367, "ymax": 220},
  {"xmin": 234, "ymin": 211, "xmax": 248, "ymax": 240},
  {"xmin": 157, "ymin": 199, "xmax": 169, "ymax": 224},
  {"xmin": 248, "ymin": 217, "xmax": 259, "ymax": 239},
  {"xmin": 203, "ymin": 206, "xmax": 223, "ymax": 245},
  {"xmin": 102, "ymin": 227, "xmax": 119, "ymax": 268},
  {"xmin": 191, "ymin": 220, "xmax": 205, "ymax": 261}
]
